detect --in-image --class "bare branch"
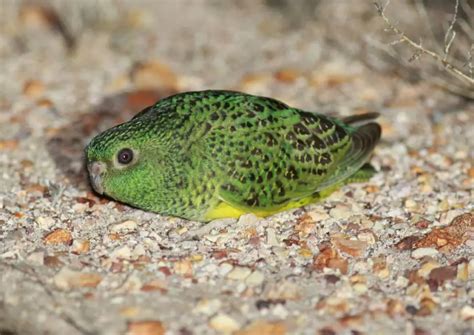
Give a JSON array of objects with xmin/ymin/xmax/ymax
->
[
  {"xmin": 389, "ymin": 38, "xmax": 405, "ymax": 46},
  {"xmin": 366, "ymin": 34, "xmax": 474, "ymax": 99},
  {"xmin": 408, "ymin": 48, "xmax": 423, "ymax": 63},
  {"xmin": 374, "ymin": 0, "xmax": 391, "ymax": 17},
  {"xmin": 466, "ymin": 44, "xmax": 473, "ymax": 79},
  {"xmin": 443, "ymin": 31, "xmax": 456, "ymax": 61},
  {"xmin": 443, "ymin": 0, "xmax": 459, "ymax": 59},
  {"xmin": 374, "ymin": 0, "xmax": 474, "ymax": 86}
]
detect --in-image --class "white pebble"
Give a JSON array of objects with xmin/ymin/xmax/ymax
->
[
  {"xmin": 266, "ymin": 228, "xmax": 279, "ymax": 246},
  {"xmin": 237, "ymin": 213, "xmax": 260, "ymax": 225},
  {"xmin": 194, "ymin": 298, "xmax": 222, "ymax": 315},
  {"xmin": 306, "ymin": 208, "xmax": 329, "ymax": 222},
  {"xmin": 460, "ymin": 305, "xmax": 474, "ymax": 321},
  {"xmin": 35, "ymin": 216, "xmax": 55, "ymax": 229},
  {"xmin": 111, "ymin": 245, "xmax": 132, "ymax": 260},
  {"xmin": 132, "ymin": 244, "xmax": 146, "ymax": 258},
  {"xmin": 111, "ymin": 220, "xmax": 138, "ymax": 233},
  {"xmin": 245, "ymin": 270, "xmax": 265, "ymax": 286},
  {"xmin": 209, "ymin": 313, "xmax": 240, "ymax": 333},
  {"xmin": 329, "ymin": 204, "xmax": 352, "ymax": 220},
  {"xmin": 218, "ymin": 263, "xmax": 234, "ymax": 276},
  {"xmin": 27, "ymin": 251, "xmax": 44, "ymax": 265},
  {"xmin": 227, "ymin": 266, "xmax": 252, "ymax": 281},
  {"xmin": 469, "ymin": 259, "xmax": 474, "ymax": 279},
  {"xmin": 395, "ymin": 276, "xmax": 409, "ymax": 288},
  {"xmin": 272, "ymin": 304, "xmax": 289, "ymax": 318},
  {"xmin": 411, "ymin": 247, "xmax": 439, "ymax": 259}
]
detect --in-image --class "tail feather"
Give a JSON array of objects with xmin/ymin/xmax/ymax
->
[
  {"xmin": 346, "ymin": 122, "xmax": 382, "ymax": 170},
  {"xmin": 316, "ymin": 121, "xmax": 381, "ymax": 191},
  {"xmin": 342, "ymin": 112, "xmax": 380, "ymax": 126},
  {"xmin": 353, "ymin": 122, "xmax": 382, "ymax": 156}
]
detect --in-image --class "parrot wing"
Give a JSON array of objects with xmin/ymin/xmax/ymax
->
[{"xmin": 200, "ymin": 95, "xmax": 380, "ymax": 212}]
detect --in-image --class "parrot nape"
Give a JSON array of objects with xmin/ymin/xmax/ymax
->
[{"xmin": 86, "ymin": 90, "xmax": 381, "ymax": 222}]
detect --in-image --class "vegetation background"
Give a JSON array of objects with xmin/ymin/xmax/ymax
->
[{"xmin": 0, "ymin": 1, "xmax": 473, "ymax": 334}]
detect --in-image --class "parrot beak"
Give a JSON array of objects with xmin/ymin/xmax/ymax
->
[{"xmin": 87, "ymin": 161, "xmax": 106, "ymax": 195}]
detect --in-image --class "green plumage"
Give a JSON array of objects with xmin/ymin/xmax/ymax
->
[{"xmin": 86, "ymin": 90, "xmax": 381, "ymax": 221}]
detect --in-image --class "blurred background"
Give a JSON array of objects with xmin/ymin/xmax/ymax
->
[
  {"xmin": 1, "ymin": 2, "xmax": 473, "ymax": 334},
  {"xmin": 1, "ymin": 0, "xmax": 472, "ymax": 188}
]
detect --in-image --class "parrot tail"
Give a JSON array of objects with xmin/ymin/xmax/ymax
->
[
  {"xmin": 342, "ymin": 112, "xmax": 380, "ymax": 126},
  {"xmin": 350, "ymin": 122, "xmax": 382, "ymax": 162},
  {"xmin": 315, "ymin": 120, "xmax": 381, "ymax": 191}
]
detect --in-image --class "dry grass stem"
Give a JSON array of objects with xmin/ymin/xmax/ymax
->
[{"xmin": 375, "ymin": 0, "xmax": 474, "ymax": 88}]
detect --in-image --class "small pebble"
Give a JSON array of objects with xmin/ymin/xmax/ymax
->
[
  {"xmin": 417, "ymin": 261, "xmax": 441, "ymax": 278},
  {"xmin": 35, "ymin": 216, "xmax": 55, "ymax": 229},
  {"xmin": 132, "ymin": 244, "xmax": 146, "ymax": 258},
  {"xmin": 395, "ymin": 276, "xmax": 409, "ymax": 288},
  {"xmin": 43, "ymin": 228, "xmax": 73, "ymax": 246},
  {"xmin": 237, "ymin": 213, "xmax": 259, "ymax": 225},
  {"xmin": 266, "ymin": 228, "xmax": 279, "ymax": 246},
  {"xmin": 353, "ymin": 282, "xmax": 368, "ymax": 294},
  {"xmin": 465, "ymin": 239, "xmax": 474, "ymax": 249},
  {"xmin": 209, "ymin": 313, "xmax": 240, "ymax": 333},
  {"xmin": 72, "ymin": 203, "xmax": 88, "ymax": 213},
  {"xmin": 111, "ymin": 220, "xmax": 138, "ymax": 233},
  {"xmin": 411, "ymin": 247, "xmax": 439, "ymax": 259},
  {"xmin": 23, "ymin": 79, "xmax": 45, "ymax": 98},
  {"xmin": 174, "ymin": 259, "xmax": 193, "ymax": 276},
  {"xmin": 71, "ymin": 239, "xmax": 90, "ymax": 254},
  {"xmin": 329, "ymin": 204, "xmax": 352, "ymax": 220},
  {"xmin": 460, "ymin": 305, "xmax": 474, "ymax": 321},
  {"xmin": 468, "ymin": 259, "xmax": 474, "ymax": 278},
  {"xmin": 118, "ymin": 274, "xmax": 143, "ymax": 293},
  {"xmin": 227, "ymin": 266, "xmax": 252, "ymax": 281},
  {"xmin": 54, "ymin": 267, "xmax": 102, "ymax": 290},
  {"xmin": 457, "ymin": 262, "xmax": 469, "ymax": 281},
  {"xmin": 26, "ymin": 251, "xmax": 44, "ymax": 265},
  {"xmin": 111, "ymin": 245, "xmax": 132, "ymax": 260},
  {"xmin": 127, "ymin": 320, "xmax": 165, "ymax": 335},
  {"xmin": 272, "ymin": 304, "xmax": 289, "ymax": 318},
  {"xmin": 306, "ymin": 208, "xmax": 330, "ymax": 222},
  {"xmin": 218, "ymin": 263, "xmax": 234, "ymax": 276},
  {"xmin": 194, "ymin": 298, "xmax": 222, "ymax": 315},
  {"xmin": 245, "ymin": 270, "xmax": 265, "ymax": 286}
]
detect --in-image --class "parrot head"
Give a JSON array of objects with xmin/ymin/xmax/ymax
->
[{"xmin": 85, "ymin": 118, "xmax": 172, "ymax": 209}]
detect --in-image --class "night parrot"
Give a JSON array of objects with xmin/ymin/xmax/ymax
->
[{"xmin": 86, "ymin": 90, "xmax": 381, "ymax": 222}]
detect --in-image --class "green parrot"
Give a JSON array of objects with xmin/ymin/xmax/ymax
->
[{"xmin": 86, "ymin": 90, "xmax": 381, "ymax": 222}]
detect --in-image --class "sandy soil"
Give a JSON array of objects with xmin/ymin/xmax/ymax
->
[{"xmin": 0, "ymin": 1, "xmax": 473, "ymax": 334}]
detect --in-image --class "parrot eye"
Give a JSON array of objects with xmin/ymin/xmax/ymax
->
[{"xmin": 117, "ymin": 148, "xmax": 134, "ymax": 165}]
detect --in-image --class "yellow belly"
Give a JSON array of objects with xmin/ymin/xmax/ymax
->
[
  {"xmin": 204, "ymin": 193, "xmax": 321, "ymax": 220},
  {"xmin": 204, "ymin": 184, "xmax": 343, "ymax": 221}
]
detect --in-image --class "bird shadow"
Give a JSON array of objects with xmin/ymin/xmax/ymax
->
[{"xmin": 46, "ymin": 88, "xmax": 177, "ymax": 191}]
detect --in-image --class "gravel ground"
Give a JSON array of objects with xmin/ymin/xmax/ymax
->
[{"xmin": 1, "ymin": 1, "xmax": 473, "ymax": 334}]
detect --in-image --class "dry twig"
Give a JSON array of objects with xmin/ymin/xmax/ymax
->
[
  {"xmin": 374, "ymin": 0, "xmax": 474, "ymax": 88},
  {"xmin": 466, "ymin": 44, "xmax": 473, "ymax": 80},
  {"xmin": 443, "ymin": 0, "xmax": 459, "ymax": 60}
]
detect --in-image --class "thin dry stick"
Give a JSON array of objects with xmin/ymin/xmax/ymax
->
[
  {"xmin": 367, "ymin": 35, "xmax": 472, "ymax": 98},
  {"xmin": 443, "ymin": 0, "xmax": 459, "ymax": 59},
  {"xmin": 374, "ymin": 0, "xmax": 474, "ymax": 86},
  {"xmin": 467, "ymin": 44, "xmax": 473, "ymax": 79}
]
